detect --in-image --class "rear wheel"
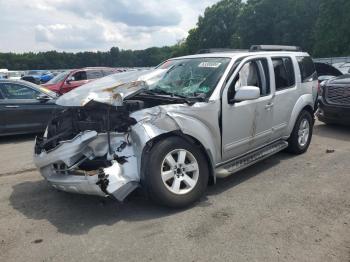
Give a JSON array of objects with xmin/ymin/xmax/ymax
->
[
  {"xmin": 144, "ymin": 137, "xmax": 209, "ymax": 208},
  {"xmin": 287, "ymin": 110, "xmax": 313, "ymax": 154}
]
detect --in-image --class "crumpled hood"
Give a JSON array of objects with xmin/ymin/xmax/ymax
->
[{"xmin": 56, "ymin": 69, "xmax": 166, "ymax": 107}]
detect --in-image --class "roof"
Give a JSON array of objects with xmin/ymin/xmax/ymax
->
[{"xmin": 172, "ymin": 51, "xmax": 309, "ymax": 60}]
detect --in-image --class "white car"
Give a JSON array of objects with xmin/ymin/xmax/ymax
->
[{"xmin": 34, "ymin": 45, "xmax": 318, "ymax": 208}]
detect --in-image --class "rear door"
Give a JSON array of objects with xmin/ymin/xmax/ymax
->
[
  {"xmin": 0, "ymin": 82, "xmax": 56, "ymax": 135},
  {"xmin": 270, "ymin": 56, "xmax": 300, "ymax": 140}
]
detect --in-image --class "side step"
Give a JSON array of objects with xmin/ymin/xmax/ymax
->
[{"xmin": 216, "ymin": 140, "xmax": 288, "ymax": 178}]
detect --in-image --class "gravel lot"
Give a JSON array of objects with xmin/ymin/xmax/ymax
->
[{"xmin": 0, "ymin": 121, "xmax": 349, "ymax": 262}]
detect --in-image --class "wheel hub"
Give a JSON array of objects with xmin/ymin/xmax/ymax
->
[{"xmin": 161, "ymin": 149, "xmax": 199, "ymax": 195}]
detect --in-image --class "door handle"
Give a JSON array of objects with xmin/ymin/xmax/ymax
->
[
  {"xmin": 5, "ymin": 105, "xmax": 19, "ymax": 108},
  {"xmin": 265, "ymin": 103, "xmax": 274, "ymax": 110}
]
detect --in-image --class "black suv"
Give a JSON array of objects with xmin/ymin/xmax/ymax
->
[{"xmin": 317, "ymin": 74, "xmax": 350, "ymax": 125}]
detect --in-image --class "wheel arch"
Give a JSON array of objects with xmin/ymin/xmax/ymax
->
[
  {"xmin": 286, "ymin": 95, "xmax": 315, "ymax": 136},
  {"xmin": 140, "ymin": 131, "xmax": 216, "ymax": 186}
]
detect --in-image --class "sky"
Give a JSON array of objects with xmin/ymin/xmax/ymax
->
[{"xmin": 0, "ymin": 0, "xmax": 219, "ymax": 53}]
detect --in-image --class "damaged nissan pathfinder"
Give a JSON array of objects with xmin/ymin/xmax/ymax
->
[{"xmin": 34, "ymin": 45, "xmax": 318, "ymax": 208}]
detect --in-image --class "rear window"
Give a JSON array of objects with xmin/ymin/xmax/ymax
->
[
  {"xmin": 297, "ymin": 56, "xmax": 317, "ymax": 82},
  {"xmin": 272, "ymin": 57, "xmax": 295, "ymax": 90}
]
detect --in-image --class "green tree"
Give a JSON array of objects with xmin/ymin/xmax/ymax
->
[{"xmin": 313, "ymin": 0, "xmax": 350, "ymax": 57}]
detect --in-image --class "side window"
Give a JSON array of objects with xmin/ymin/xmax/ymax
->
[
  {"xmin": 72, "ymin": 71, "xmax": 87, "ymax": 81},
  {"xmin": 87, "ymin": 70, "xmax": 103, "ymax": 80},
  {"xmin": 228, "ymin": 59, "xmax": 270, "ymax": 101},
  {"xmin": 0, "ymin": 83, "xmax": 40, "ymax": 99},
  {"xmin": 272, "ymin": 57, "xmax": 295, "ymax": 91},
  {"xmin": 297, "ymin": 56, "xmax": 317, "ymax": 82}
]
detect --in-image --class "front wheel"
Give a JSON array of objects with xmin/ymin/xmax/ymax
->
[
  {"xmin": 287, "ymin": 110, "xmax": 313, "ymax": 154},
  {"xmin": 144, "ymin": 137, "xmax": 209, "ymax": 208}
]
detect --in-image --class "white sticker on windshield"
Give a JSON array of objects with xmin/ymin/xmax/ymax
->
[{"xmin": 198, "ymin": 62, "xmax": 221, "ymax": 68}]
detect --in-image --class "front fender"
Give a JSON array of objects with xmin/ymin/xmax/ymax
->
[
  {"xmin": 129, "ymin": 106, "xmax": 219, "ymax": 178},
  {"xmin": 286, "ymin": 94, "xmax": 314, "ymax": 136}
]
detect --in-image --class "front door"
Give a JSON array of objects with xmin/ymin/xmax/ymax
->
[{"xmin": 221, "ymin": 57, "xmax": 274, "ymax": 161}]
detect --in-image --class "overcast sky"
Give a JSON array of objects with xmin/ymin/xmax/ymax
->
[{"xmin": 0, "ymin": 0, "xmax": 219, "ymax": 53}]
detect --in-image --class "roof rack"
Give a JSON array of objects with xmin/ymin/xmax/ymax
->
[
  {"xmin": 250, "ymin": 45, "xmax": 302, "ymax": 52},
  {"xmin": 197, "ymin": 48, "xmax": 248, "ymax": 54}
]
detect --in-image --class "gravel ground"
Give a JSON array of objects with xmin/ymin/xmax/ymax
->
[{"xmin": 0, "ymin": 121, "xmax": 349, "ymax": 262}]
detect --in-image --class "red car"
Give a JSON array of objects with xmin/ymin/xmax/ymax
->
[{"xmin": 42, "ymin": 67, "xmax": 120, "ymax": 95}]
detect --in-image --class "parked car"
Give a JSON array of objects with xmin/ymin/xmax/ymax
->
[
  {"xmin": 21, "ymin": 70, "xmax": 54, "ymax": 84},
  {"xmin": 314, "ymin": 62, "xmax": 343, "ymax": 111},
  {"xmin": 0, "ymin": 80, "xmax": 59, "ymax": 136},
  {"xmin": 34, "ymin": 45, "xmax": 318, "ymax": 208},
  {"xmin": 42, "ymin": 67, "xmax": 121, "ymax": 95},
  {"xmin": 317, "ymin": 74, "xmax": 350, "ymax": 125}
]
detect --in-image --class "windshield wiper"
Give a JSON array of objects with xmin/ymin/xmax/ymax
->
[{"xmin": 141, "ymin": 89, "xmax": 202, "ymax": 104}]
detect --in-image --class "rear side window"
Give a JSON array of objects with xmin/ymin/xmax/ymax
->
[
  {"xmin": 87, "ymin": 70, "xmax": 103, "ymax": 79},
  {"xmin": 272, "ymin": 57, "xmax": 295, "ymax": 91},
  {"xmin": 297, "ymin": 56, "xmax": 317, "ymax": 82}
]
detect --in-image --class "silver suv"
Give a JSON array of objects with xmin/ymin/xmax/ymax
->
[{"xmin": 34, "ymin": 45, "xmax": 318, "ymax": 208}]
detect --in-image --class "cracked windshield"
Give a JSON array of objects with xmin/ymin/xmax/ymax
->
[{"xmin": 150, "ymin": 57, "xmax": 231, "ymax": 98}]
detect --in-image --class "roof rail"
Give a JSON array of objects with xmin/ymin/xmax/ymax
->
[
  {"xmin": 250, "ymin": 45, "xmax": 302, "ymax": 52},
  {"xmin": 197, "ymin": 48, "xmax": 248, "ymax": 54}
]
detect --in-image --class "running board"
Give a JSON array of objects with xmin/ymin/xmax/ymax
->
[{"xmin": 216, "ymin": 140, "xmax": 288, "ymax": 178}]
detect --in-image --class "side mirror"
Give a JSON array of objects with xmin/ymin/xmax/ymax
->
[
  {"xmin": 230, "ymin": 86, "xmax": 260, "ymax": 103},
  {"xmin": 36, "ymin": 93, "xmax": 51, "ymax": 102}
]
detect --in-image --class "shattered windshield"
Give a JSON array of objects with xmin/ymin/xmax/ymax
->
[{"xmin": 150, "ymin": 57, "xmax": 231, "ymax": 97}]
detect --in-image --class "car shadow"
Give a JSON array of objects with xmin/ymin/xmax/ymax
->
[
  {"xmin": 9, "ymin": 151, "xmax": 295, "ymax": 236},
  {"xmin": 0, "ymin": 133, "xmax": 37, "ymax": 145},
  {"xmin": 9, "ymin": 179, "xmax": 179, "ymax": 236},
  {"xmin": 313, "ymin": 122, "xmax": 350, "ymax": 141}
]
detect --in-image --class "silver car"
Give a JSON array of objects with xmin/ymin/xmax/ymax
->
[{"xmin": 34, "ymin": 45, "xmax": 318, "ymax": 208}]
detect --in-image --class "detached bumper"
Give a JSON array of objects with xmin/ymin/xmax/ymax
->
[{"xmin": 34, "ymin": 131, "xmax": 139, "ymax": 201}]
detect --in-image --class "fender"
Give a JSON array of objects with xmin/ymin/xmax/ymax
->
[
  {"xmin": 129, "ymin": 106, "xmax": 220, "ymax": 183},
  {"xmin": 286, "ymin": 94, "xmax": 314, "ymax": 136}
]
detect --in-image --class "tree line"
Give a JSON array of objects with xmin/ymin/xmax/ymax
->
[{"xmin": 1, "ymin": 0, "xmax": 349, "ymax": 70}]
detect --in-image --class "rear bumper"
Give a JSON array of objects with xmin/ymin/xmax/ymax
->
[
  {"xmin": 317, "ymin": 97, "xmax": 350, "ymax": 125},
  {"xmin": 34, "ymin": 131, "xmax": 139, "ymax": 201}
]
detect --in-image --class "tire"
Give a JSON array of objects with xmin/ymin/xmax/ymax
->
[
  {"xmin": 144, "ymin": 136, "xmax": 209, "ymax": 208},
  {"xmin": 287, "ymin": 110, "xmax": 313, "ymax": 154}
]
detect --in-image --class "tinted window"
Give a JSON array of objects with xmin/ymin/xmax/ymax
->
[
  {"xmin": 0, "ymin": 83, "xmax": 40, "ymax": 99},
  {"xmin": 87, "ymin": 70, "xmax": 103, "ymax": 79},
  {"xmin": 72, "ymin": 71, "xmax": 87, "ymax": 81},
  {"xmin": 229, "ymin": 59, "xmax": 270, "ymax": 100},
  {"xmin": 297, "ymin": 56, "xmax": 316, "ymax": 82},
  {"xmin": 272, "ymin": 57, "xmax": 295, "ymax": 90}
]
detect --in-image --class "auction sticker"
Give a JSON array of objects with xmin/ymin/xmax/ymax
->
[{"xmin": 198, "ymin": 62, "xmax": 221, "ymax": 68}]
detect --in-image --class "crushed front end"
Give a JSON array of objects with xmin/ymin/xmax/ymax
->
[{"xmin": 34, "ymin": 101, "xmax": 143, "ymax": 201}]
